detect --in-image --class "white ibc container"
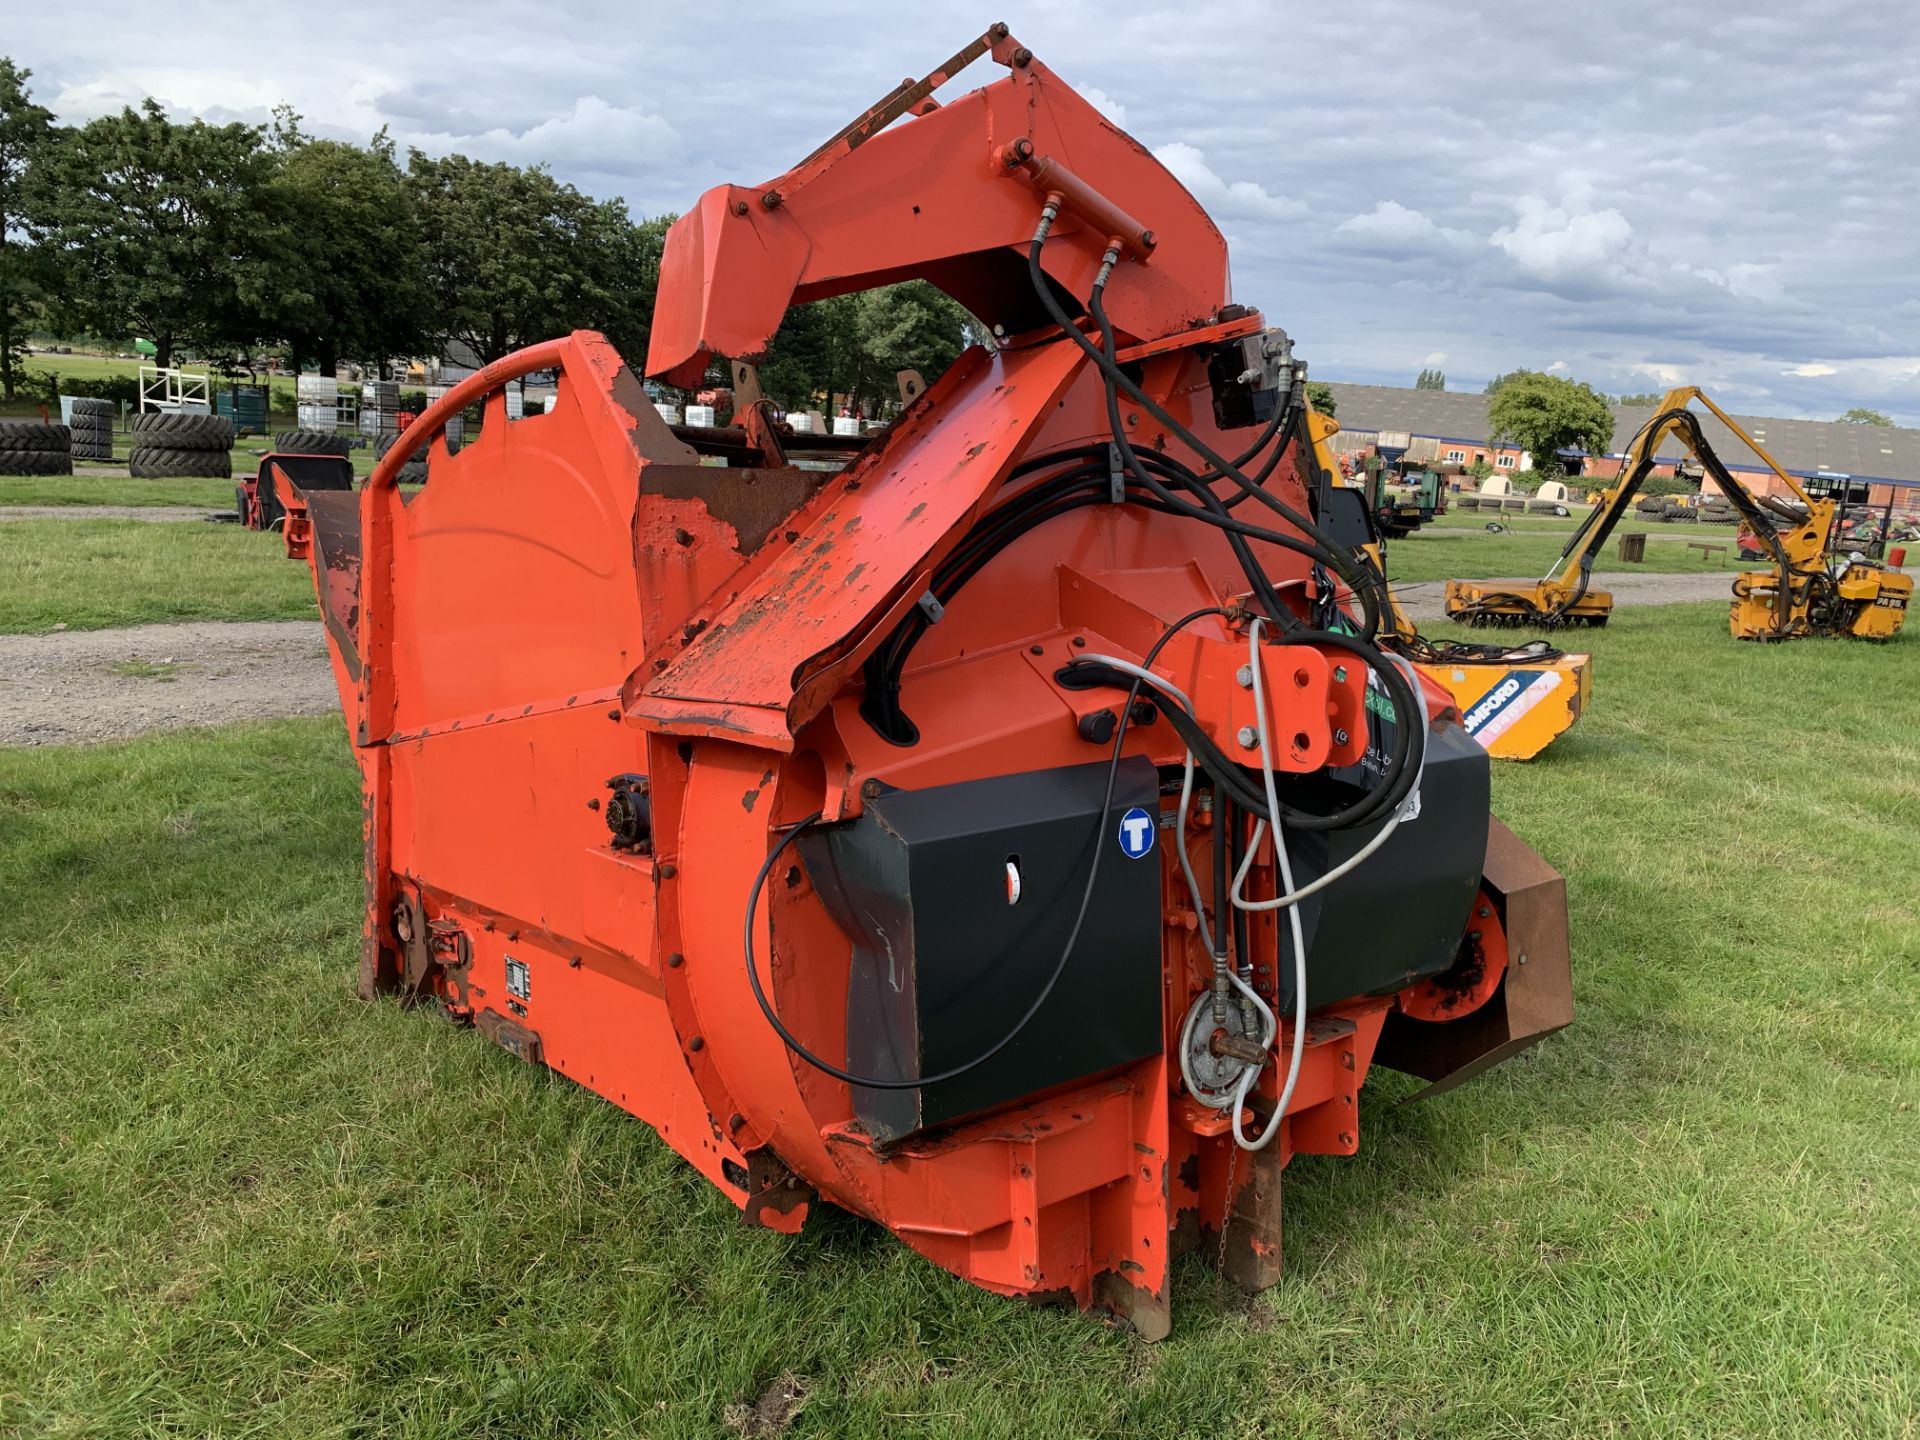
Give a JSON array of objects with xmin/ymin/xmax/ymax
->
[
  {"xmin": 832, "ymin": 415, "xmax": 861, "ymax": 437},
  {"xmin": 654, "ymin": 402, "xmax": 682, "ymax": 425},
  {"xmin": 787, "ymin": 413, "xmax": 812, "ymax": 433},
  {"xmin": 684, "ymin": 404, "xmax": 716, "ymax": 427}
]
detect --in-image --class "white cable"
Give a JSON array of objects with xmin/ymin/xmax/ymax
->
[
  {"xmin": 1230, "ymin": 812, "xmax": 1400, "ymax": 912},
  {"xmin": 1226, "ymin": 623, "xmax": 1433, "ymax": 1151},
  {"xmin": 1077, "ymin": 653, "xmax": 1193, "ymax": 713},
  {"xmin": 1173, "ymin": 752, "xmax": 1218, "ymax": 960},
  {"xmin": 1229, "ymin": 616, "xmax": 1308, "ymax": 1150},
  {"xmin": 1228, "ymin": 650, "xmax": 1431, "ymax": 912}
]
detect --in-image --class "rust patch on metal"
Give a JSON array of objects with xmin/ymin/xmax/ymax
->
[{"xmin": 642, "ymin": 464, "xmax": 829, "ymax": 555}]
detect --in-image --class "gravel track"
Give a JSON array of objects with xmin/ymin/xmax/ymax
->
[
  {"xmin": 0, "ymin": 620, "xmax": 336, "ymax": 747},
  {"xmin": 0, "ymin": 505, "xmax": 224, "ymax": 523},
  {"xmin": 0, "ymin": 576, "xmax": 1742, "ymax": 747}
]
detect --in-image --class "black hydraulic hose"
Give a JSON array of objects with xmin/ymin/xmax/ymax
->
[
  {"xmin": 862, "ymin": 449, "xmax": 1371, "ymax": 741},
  {"xmin": 1030, "ymin": 231, "xmax": 1386, "ymax": 642},
  {"xmin": 1090, "ymin": 317, "xmax": 1291, "ymax": 624},
  {"xmin": 747, "ymin": 606, "xmax": 1227, "ymax": 1091},
  {"xmin": 1064, "ymin": 637, "xmax": 1420, "ymax": 834}
]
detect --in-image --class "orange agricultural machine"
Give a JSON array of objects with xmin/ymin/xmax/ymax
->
[{"xmin": 281, "ymin": 26, "xmax": 1571, "ymax": 1336}]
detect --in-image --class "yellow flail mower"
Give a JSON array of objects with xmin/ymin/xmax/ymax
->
[{"xmin": 1444, "ymin": 387, "xmax": 1911, "ymax": 641}]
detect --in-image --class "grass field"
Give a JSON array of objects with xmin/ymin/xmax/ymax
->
[
  {"xmin": 1385, "ymin": 527, "xmax": 1731, "ymax": 583},
  {"xmin": 1, "ymin": 603, "xmax": 1915, "ymax": 1437},
  {"xmin": 0, "ymin": 476, "xmax": 239, "ymax": 508},
  {"xmin": 0, "ymin": 492, "xmax": 1721, "ymax": 639},
  {"xmin": 0, "ymin": 518, "xmax": 317, "ymax": 632}
]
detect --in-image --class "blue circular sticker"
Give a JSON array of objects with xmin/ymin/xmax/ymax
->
[{"xmin": 1117, "ymin": 806, "xmax": 1156, "ymax": 860}]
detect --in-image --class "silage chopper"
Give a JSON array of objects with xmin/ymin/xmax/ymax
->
[{"xmin": 279, "ymin": 26, "xmax": 1572, "ymax": 1336}]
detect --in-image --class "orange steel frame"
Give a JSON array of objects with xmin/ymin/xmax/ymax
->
[{"xmin": 285, "ymin": 28, "xmax": 1571, "ymax": 1337}]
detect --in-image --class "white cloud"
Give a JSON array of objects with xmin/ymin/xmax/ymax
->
[
  {"xmin": 1079, "ymin": 86, "xmax": 1128, "ymax": 128},
  {"xmin": 1151, "ymin": 141, "xmax": 1304, "ymax": 220},
  {"xmin": 1424, "ymin": 351, "xmax": 1448, "ymax": 366},
  {"xmin": 403, "ymin": 95, "xmax": 682, "ymax": 174},
  {"xmin": 1490, "ymin": 196, "xmax": 1636, "ymax": 283},
  {"xmin": 1630, "ymin": 362, "xmax": 1689, "ymax": 386},
  {"xmin": 1333, "ymin": 200, "xmax": 1471, "ymax": 253},
  {"xmin": 1788, "ymin": 362, "xmax": 1838, "ymax": 377}
]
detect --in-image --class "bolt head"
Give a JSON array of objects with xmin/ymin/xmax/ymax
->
[
  {"xmin": 1236, "ymin": 725, "xmax": 1259, "ymax": 748},
  {"xmin": 1235, "ymin": 664, "xmax": 1253, "ymax": 687},
  {"xmin": 1333, "ymin": 728, "xmax": 1350, "ymax": 745}
]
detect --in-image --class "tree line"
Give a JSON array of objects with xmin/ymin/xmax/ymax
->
[{"xmin": 0, "ymin": 59, "xmax": 973, "ymax": 414}]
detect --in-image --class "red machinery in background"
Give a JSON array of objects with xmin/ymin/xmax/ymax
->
[{"xmin": 281, "ymin": 26, "xmax": 1571, "ymax": 1336}]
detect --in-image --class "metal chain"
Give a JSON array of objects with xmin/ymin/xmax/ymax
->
[{"xmin": 1214, "ymin": 1142, "xmax": 1239, "ymax": 1301}]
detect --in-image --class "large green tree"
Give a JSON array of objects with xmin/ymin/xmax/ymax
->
[
  {"xmin": 0, "ymin": 58, "xmax": 53, "ymax": 401},
  {"xmin": 32, "ymin": 100, "xmax": 280, "ymax": 368},
  {"xmin": 265, "ymin": 112, "xmax": 429, "ymax": 376},
  {"xmin": 757, "ymin": 282, "xmax": 974, "ymax": 414},
  {"xmin": 1838, "ymin": 406, "xmax": 1892, "ymax": 427},
  {"xmin": 1414, "ymin": 367, "xmax": 1445, "ymax": 391},
  {"xmin": 1615, "ymin": 391, "xmax": 1662, "ymax": 407},
  {"xmin": 1486, "ymin": 370, "xmax": 1615, "ymax": 476},
  {"xmin": 407, "ymin": 152, "xmax": 667, "ymax": 367}
]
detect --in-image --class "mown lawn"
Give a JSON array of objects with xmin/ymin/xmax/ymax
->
[
  {"xmin": 0, "ymin": 604, "xmax": 1915, "ymax": 1437},
  {"xmin": 0, "ymin": 476, "xmax": 239, "ymax": 509},
  {"xmin": 1386, "ymin": 526, "xmax": 1737, "ymax": 583},
  {"xmin": 0, "ymin": 518, "xmax": 316, "ymax": 632}
]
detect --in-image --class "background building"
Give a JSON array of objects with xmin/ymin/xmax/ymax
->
[{"xmin": 1322, "ymin": 383, "xmax": 1920, "ymax": 514}]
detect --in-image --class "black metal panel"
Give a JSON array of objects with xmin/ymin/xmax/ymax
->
[
  {"xmin": 801, "ymin": 758, "xmax": 1164, "ymax": 1145},
  {"xmin": 255, "ymin": 453, "xmax": 354, "ymax": 530},
  {"xmin": 1286, "ymin": 722, "xmax": 1489, "ymax": 1006}
]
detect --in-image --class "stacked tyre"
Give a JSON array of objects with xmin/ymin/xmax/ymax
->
[
  {"xmin": 273, "ymin": 428, "xmax": 353, "ymax": 458},
  {"xmin": 129, "ymin": 412, "xmax": 234, "ymax": 479},
  {"xmin": 373, "ymin": 432, "xmax": 428, "ymax": 485},
  {"xmin": 66, "ymin": 399, "xmax": 116, "ymax": 462},
  {"xmin": 0, "ymin": 419, "xmax": 73, "ymax": 475}
]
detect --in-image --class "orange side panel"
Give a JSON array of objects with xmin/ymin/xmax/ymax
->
[{"xmin": 628, "ymin": 339, "xmax": 1087, "ymax": 750}]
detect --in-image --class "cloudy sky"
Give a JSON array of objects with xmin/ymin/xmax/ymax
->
[{"xmin": 15, "ymin": 1, "xmax": 1920, "ymax": 422}]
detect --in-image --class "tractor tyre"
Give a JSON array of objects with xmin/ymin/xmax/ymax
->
[
  {"xmin": 0, "ymin": 420, "xmax": 71, "ymax": 452},
  {"xmin": 68, "ymin": 397, "xmax": 117, "ymax": 418},
  {"xmin": 129, "ymin": 412, "xmax": 233, "ymax": 450},
  {"xmin": 273, "ymin": 428, "xmax": 353, "ymax": 457},
  {"xmin": 374, "ymin": 433, "xmax": 430, "ymax": 485},
  {"xmin": 128, "ymin": 445, "xmax": 233, "ymax": 480},
  {"xmin": 0, "ymin": 446, "xmax": 74, "ymax": 475}
]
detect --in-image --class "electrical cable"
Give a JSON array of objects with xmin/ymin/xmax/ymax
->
[{"xmin": 746, "ymin": 606, "xmax": 1228, "ymax": 1091}]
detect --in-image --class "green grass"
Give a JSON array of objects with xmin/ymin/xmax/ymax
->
[
  {"xmin": 1, "ymin": 607, "xmax": 1916, "ymax": 1436},
  {"xmin": 1386, "ymin": 527, "xmax": 1733, "ymax": 583},
  {"xmin": 0, "ymin": 475, "xmax": 239, "ymax": 508},
  {"xmin": 0, "ymin": 518, "xmax": 316, "ymax": 632},
  {"xmin": 1429, "ymin": 508, "xmax": 1599, "ymax": 532}
]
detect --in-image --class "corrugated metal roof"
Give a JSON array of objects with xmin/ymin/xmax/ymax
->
[{"xmin": 1322, "ymin": 383, "xmax": 1920, "ymax": 485}]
